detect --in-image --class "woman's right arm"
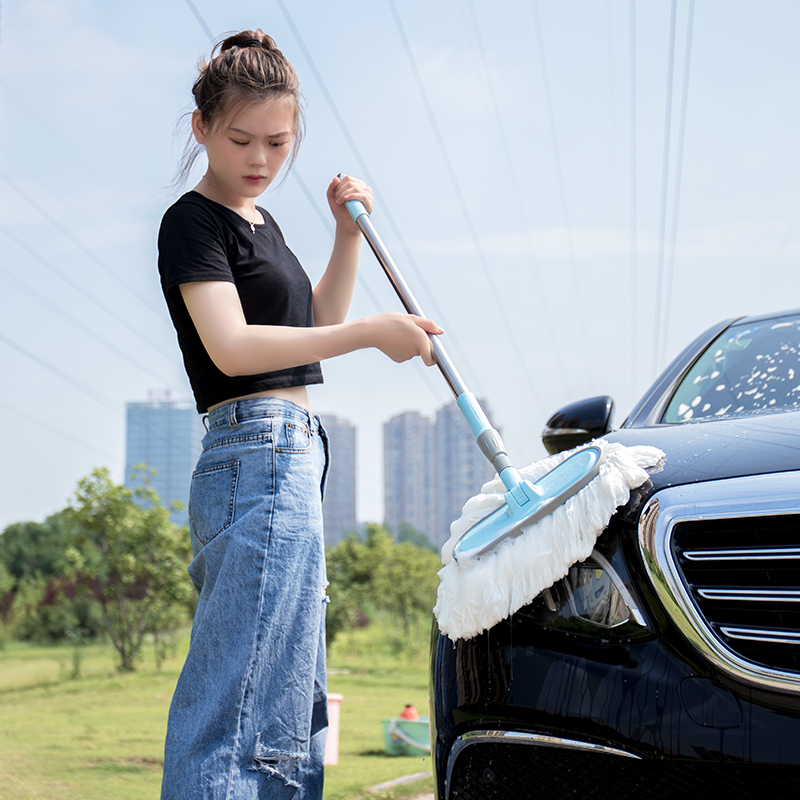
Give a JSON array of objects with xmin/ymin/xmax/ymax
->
[{"xmin": 180, "ymin": 281, "xmax": 442, "ymax": 377}]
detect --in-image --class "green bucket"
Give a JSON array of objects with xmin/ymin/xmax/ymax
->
[{"xmin": 381, "ymin": 717, "xmax": 431, "ymax": 756}]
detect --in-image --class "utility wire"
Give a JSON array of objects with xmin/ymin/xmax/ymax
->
[
  {"xmin": 530, "ymin": 0, "xmax": 593, "ymax": 385},
  {"xmin": 386, "ymin": 0, "xmax": 545, "ymax": 412},
  {"xmin": 464, "ymin": 0, "xmax": 572, "ymax": 396},
  {"xmin": 756, "ymin": 203, "xmax": 800, "ymax": 306},
  {"xmin": 0, "ymin": 169, "xmax": 168, "ymax": 323},
  {"xmin": 0, "ymin": 257, "xmax": 175, "ymax": 386},
  {"xmin": 629, "ymin": 0, "xmax": 638, "ymax": 397},
  {"xmin": 660, "ymin": 0, "xmax": 695, "ymax": 366},
  {"xmin": 292, "ymin": 168, "xmax": 384, "ymax": 314},
  {"xmin": 292, "ymin": 167, "xmax": 449, "ymax": 406},
  {"xmin": 0, "ymin": 399, "xmax": 116, "ymax": 462},
  {"xmin": 276, "ymin": 0, "xmax": 484, "ymax": 399},
  {"xmin": 0, "ymin": 224, "xmax": 181, "ymax": 365},
  {"xmin": 0, "ymin": 330, "xmax": 120, "ymax": 414},
  {"xmin": 183, "ymin": 0, "xmax": 214, "ymax": 40},
  {"xmin": 652, "ymin": 0, "xmax": 678, "ymax": 374},
  {"xmin": 0, "ymin": 79, "xmax": 161, "ymax": 232}
]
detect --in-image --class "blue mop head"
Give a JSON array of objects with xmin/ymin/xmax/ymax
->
[{"xmin": 433, "ymin": 440, "xmax": 665, "ymax": 641}]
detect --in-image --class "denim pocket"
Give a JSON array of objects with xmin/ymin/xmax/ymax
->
[
  {"xmin": 189, "ymin": 459, "xmax": 240, "ymax": 545},
  {"xmin": 275, "ymin": 420, "xmax": 312, "ymax": 454}
]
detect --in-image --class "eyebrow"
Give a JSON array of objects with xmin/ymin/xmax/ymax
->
[{"xmin": 228, "ymin": 126, "xmax": 292, "ymax": 139}]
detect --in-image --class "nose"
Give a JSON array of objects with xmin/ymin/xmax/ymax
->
[{"xmin": 248, "ymin": 145, "xmax": 267, "ymax": 167}]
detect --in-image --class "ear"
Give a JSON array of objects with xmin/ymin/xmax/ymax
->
[{"xmin": 191, "ymin": 109, "xmax": 207, "ymax": 145}]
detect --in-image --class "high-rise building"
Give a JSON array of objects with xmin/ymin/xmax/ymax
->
[
  {"xmin": 125, "ymin": 395, "xmax": 205, "ymax": 526},
  {"xmin": 383, "ymin": 402, "xmax": 496, "ymax": 549},
  {"xmin": 318, "ymin": 414, "xmax": 357, "ymax": 546},
  {"xmin": 383, "ymin": 411, "xmax": 434, "ymax": 540}
]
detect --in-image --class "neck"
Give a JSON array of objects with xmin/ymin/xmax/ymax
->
[{"xmin": 201, "ymin": 172, "xmax": 256, "ymax": 216}]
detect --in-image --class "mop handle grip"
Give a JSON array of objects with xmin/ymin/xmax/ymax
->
[{"xmin": 345, "ymin": 200, "xmax": 467, "ymax": 399}]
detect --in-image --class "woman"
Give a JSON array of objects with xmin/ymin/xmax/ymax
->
[{"xmin": 158, "ymin": 29, "xmax": 440, "ymax": 800}]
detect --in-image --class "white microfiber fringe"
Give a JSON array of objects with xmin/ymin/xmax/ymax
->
[{"xmin": 433, "ymin": 440, "xmax": 665, "ymax": 641}]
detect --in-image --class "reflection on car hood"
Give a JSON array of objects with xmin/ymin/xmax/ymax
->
[{"xmin": 604, "ymin": 408, "xmax": 800, "ymax": 495}]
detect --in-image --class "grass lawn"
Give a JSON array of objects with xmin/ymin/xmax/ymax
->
[{"xmin": 0, "ymin": 635, "xmax": 433, "ymax": 800}]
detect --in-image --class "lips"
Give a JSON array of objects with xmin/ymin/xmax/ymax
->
[{"xmin": 245, "ymin": 175, "xmax": 266, "ymax": 184}]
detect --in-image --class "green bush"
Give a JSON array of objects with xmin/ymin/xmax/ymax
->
[{"xmin": 325, "ymin": 524, "xmax": 441, "ymax": 655}]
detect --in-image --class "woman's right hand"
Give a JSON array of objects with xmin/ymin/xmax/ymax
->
[{"xmin": 362, "ymin": 313, "xmax": 443, "ymax": 365}]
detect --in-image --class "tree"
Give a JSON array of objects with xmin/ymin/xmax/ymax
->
[
  {"xmin": 64, "ymin": 467, "xmax": 194, "ymax": 671},
  {"xmin": 0, "ymin": 513, "xmax": 70, "ymax": 584},
  {"xmin": 0, "ymin": 513, "xmax": 104, "ymax": 645},
  {"xmin": 0, "ymin": 562, "xmax": 14, "ymax": 647},
  {"xmin": 373, "ymin": 539, "xmax": 441, "ymax": 639},
  {"xmin": 395, "ymin": 520, "xmax": 437, "ymax": 552},
  {"xmin": 325, "ymin": 524, "xmax": 441, "ymax": 648}
]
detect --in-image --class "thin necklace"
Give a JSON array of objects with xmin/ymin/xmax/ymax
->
[{"xmin": 204, "ymin": 173, "xmax": 258, "ymax": 233}]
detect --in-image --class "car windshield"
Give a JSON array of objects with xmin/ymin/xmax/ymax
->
[{"xmin": 663, "ymin": 314, "xmax": 800, "ymax": 424}]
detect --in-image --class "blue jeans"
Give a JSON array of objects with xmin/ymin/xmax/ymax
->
[{"xmin": 161, "ymin": 398, "xmax": 330, "ymax": 800}]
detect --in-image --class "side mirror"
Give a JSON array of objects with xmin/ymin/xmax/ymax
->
[{"xmin": 542, "ymin": 396, "xmax": 614, "ymax": 455}]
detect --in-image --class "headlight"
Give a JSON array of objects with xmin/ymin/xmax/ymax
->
[
  {"xmin": 547, "ymin": 564, "xmax": 631, "ymax": 628},
  {"xmin": 522, "ymin": 549, "xmax": 650, "ymax": 641}
]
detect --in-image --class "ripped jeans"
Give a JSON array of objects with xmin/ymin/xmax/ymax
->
[{"xmin": 161, "ymin": 398, "xmax": 330, "ymax": 800}]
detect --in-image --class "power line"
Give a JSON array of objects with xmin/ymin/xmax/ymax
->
[
  {"xmin": 756, "ymin": 203, "xmax": 800, "ymax": 306},
  {"xmin": 0, "ymin": 399, "xmax": 116, "ymax": 462},
  {"xmin": 0, "ymin": 224, "xmax": 181, "ymax": 366},
  {"xmin": 0, "ymin": 257, "xmax": 175, "ymax": 386},
  {"xmin": 530, "ymin": 0, "xmax": 593, "ymax": 386},
  {"xmin": 652, "ymin": 0, "xmax": 678, "ymax": 374},
  {"xmin": 0, "ymin": 169, "xmax": 168, "ymax": 324},
  {"xmin": 183, "ymin": 0, "xmax": 214, "ymax": 40},
  {"xmin": 0, "ymin": 79, "xmax": 162, "ymax": 233},
  {"xmin": 386, "ymin": 0, "xmax": 546, "ymax": 414},
  {"xmin": 291, "ymin": 169, "xmax": 383, "ymax": 312},
  {"xmin": 292, "ymin": 167, "xmax": 450, "ymax": 407},
  {"xmin": 464, "ymin": 0, "xmax": 572, "ymax": 397},
  {"xmin": 277, "ymin": 0, "xmax": 486, "ymax": 399},
  {"xmin": 660, "ymin": 0, "xmax": 695, "ymax": 366},
  {"xmin": 0, "ymin": 330, "xmax": 120, "ymax": 414},
  {"xmin": 630, "ymin": 0, "xmax": 638, "ymax": 397}
]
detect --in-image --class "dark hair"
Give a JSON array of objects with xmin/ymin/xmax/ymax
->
[{"xmin": 176, "ymin": 30, "xmax": 305, "ymax": 185}]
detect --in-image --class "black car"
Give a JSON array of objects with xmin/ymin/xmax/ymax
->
[{"xmin": 430, "ymin": 309, "xmax": 800, "ymax": 799}]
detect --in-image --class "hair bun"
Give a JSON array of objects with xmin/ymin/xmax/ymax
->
[{"xmin": 220, "ymin": 29, "xmax": 277, "ymax": 54}]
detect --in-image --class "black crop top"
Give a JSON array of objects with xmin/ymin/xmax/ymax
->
[{"xmin": 158, "ymin": 192, "xmax": 323, "ymax": 413}]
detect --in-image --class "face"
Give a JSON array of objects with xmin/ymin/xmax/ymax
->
[{"xmin": 192, "ymin": 96, "xmax": 296, "ymax": 203}]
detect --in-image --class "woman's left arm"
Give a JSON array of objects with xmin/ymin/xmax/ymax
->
[{"xmin": 312, "ymin": 174, "xmax": 373, "ymax": 326}]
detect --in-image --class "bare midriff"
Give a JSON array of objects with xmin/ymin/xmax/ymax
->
[{"xmin": 207, "ymin": 385, "xmax": 310, "ymax": 412}]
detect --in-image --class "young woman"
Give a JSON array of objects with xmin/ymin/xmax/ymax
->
[{"xmin": 158, "ymin": 29, "xmax": 441, "ymax": 800}]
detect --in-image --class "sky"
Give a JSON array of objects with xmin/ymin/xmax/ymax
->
[{"xmin": 1, "ymin": 0, "xmax": 799, "ymax": 530}]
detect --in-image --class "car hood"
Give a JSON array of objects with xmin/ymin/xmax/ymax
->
[{"xmin": 603, "ymin": 408, "xmax": 800, "ymax": 496}]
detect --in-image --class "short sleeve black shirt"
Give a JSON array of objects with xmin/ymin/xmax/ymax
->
[{"xmin": 158, "ymin": 192, "xmax": 323, "ymax": 412}]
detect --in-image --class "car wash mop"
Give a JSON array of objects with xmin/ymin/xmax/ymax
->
[{"xmin": 346, "ymin": 201, "xmax": 665, "ymax": 642}]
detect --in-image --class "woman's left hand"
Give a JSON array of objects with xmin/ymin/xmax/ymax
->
[{"xmin": 327, "ymin": 174, "xmax": 373, "ymax": 235}]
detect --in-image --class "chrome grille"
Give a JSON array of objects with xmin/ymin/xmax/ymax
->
[
  {"xmin": 673, "ymin": 515, "xmax": 800, "ymax": 674},
  {"xmin": 638, "ymin": 472, "xmax": 800, "ymax": 692}
]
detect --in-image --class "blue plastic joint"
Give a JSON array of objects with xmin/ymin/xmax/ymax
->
[{"xmin": 456, "ymin": 392, "xmax": 492, "ymax": 439}]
